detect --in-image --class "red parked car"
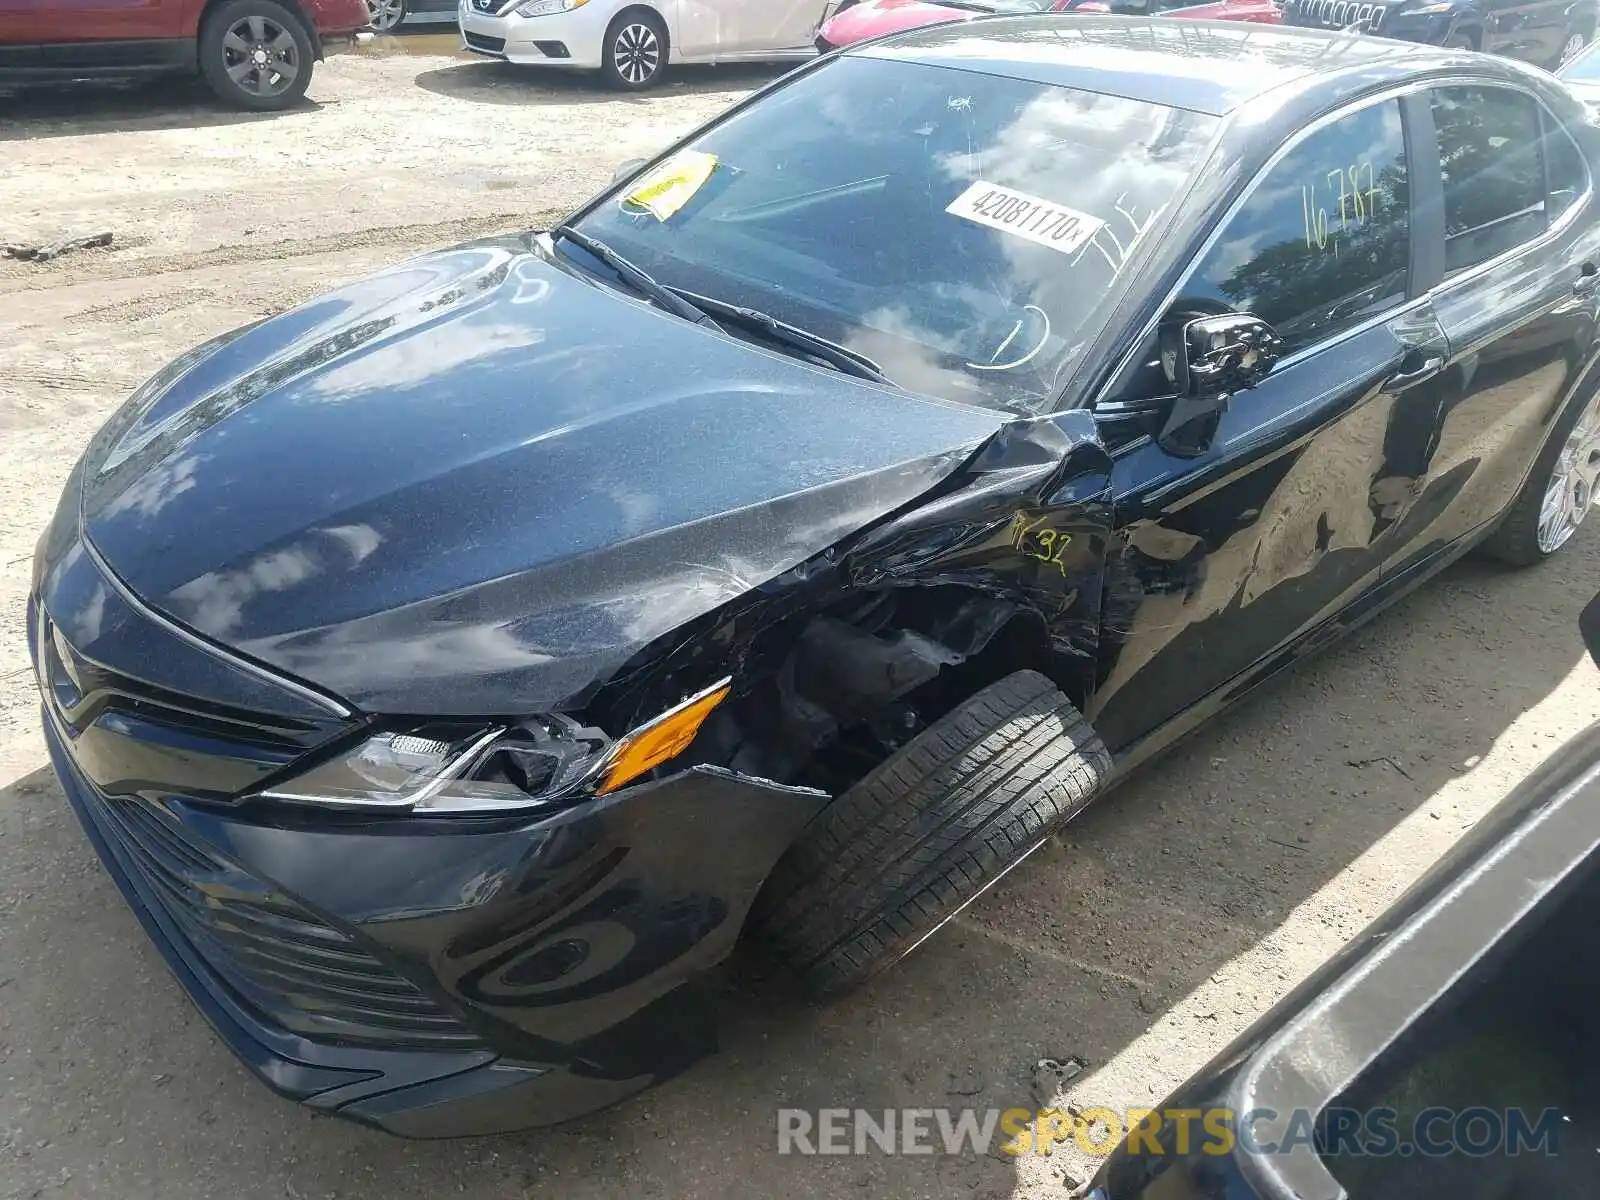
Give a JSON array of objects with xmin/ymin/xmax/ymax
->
[
  {"xmin": 816, "ymin": 0, "xmax": 1278, "ymax": 50},
  {"xmin": 0, "ymin": 0, "xmax": 370, "ymax": 110}
]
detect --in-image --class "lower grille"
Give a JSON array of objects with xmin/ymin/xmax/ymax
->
[
  {"xmin": 464, "ymin": 30, "xmax": 506, "ymax": 52},
  {"xmin": 94, "ymin": 795, "xmax": 482, "ymax": 1051}
]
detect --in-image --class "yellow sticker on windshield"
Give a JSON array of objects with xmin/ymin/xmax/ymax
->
[{"xmin": 620, "ymin": 150, "xmax": 720, "ymax": 222}]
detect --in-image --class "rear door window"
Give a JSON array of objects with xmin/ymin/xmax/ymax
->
[
  {"xmin": 1544, "ymin": 109, "xmax": 1588, "ymax": 224},
  {"xmin": 1431, "ymin": 86, "xmax": 1548, "ymax": 274}
]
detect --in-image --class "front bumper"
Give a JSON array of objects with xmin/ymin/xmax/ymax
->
[
  {"xmin": 30, "ymin": 545, "xmax": 828, "ymax": 1136},
  {"xmin": 457, "ymin": 2, "xmax": 613, "ymax": 67}
]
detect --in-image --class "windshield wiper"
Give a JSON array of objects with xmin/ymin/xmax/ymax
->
[
  {"xmin": 668, "ymin": 289, "xmax": 896, "ymax": 386},
  {"xmin": 551, "ymin": 225, "xmax": 721, "ymax": 330},
  {"xmin": 552, "ymin": 226, "xmax": 893, "ymax": 386}
]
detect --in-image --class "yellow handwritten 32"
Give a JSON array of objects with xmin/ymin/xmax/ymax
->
[{"xmin": 1009, "ymin": 512, "xmax": 1073, "ymax": 576}]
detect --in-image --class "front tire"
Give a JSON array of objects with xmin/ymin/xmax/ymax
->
[
  {"xmin": 751, "ymin": 670, "xmax": 1111, "ymax": 998},
  {"xmin": 199, "ymin": 0, "xmax": 315, "ymax": 111},
  {"xmin": 600, "ymin": 11, "xmax": 668, "ymax": 90},
  {"xmin": 1479, "ymin": 385, "xmax": 1600, "ymax": 566}
]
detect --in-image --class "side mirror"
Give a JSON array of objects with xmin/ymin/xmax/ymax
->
[
  {"xmin": 612, "ymin": 157, "xmax": 648, "ymax": 184},
  {"xmin": 1157, "ymin": 313, "xmax": 1283, "ymax": 457}
]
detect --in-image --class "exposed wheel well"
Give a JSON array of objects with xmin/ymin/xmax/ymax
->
[{"xmin": 580, "ymin": 583, "xmax": 1087, "ymax": 800}]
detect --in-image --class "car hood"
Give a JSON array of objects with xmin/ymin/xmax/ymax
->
[
  {"xmin": 76, "ymin": 234, "xmax": 1005, "ymax": 715},
  {"xmin": 822, "ymin": 0, "xmax": 975, "ymax": 45},
  {"xmin": 1560, "ymin": 77, "xmax": 1600, "ymax": 114},
  {"xmin": 1165, "ymin": 0, "xmax": 1280, "ymax": 21}
]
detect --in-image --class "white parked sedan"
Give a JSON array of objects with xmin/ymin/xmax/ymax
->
[{"xmin": 458, "ymin": 0, "xmax": 839, "ymax": 88}]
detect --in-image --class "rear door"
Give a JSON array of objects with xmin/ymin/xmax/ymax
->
[
  {"xmin": 1086, "ymin": 95, "xmax": 1441, "ymax": 753},
  {"xmin": 1377, "ymin": 82, "xmax": 1600, "ymax": 578},
  {"xmin": 1481, "ymin": 0, "xmax": 1555, "ymax": 61}
]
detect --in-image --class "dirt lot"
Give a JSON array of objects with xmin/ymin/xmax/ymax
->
[{"xmin": 3, "ymin": 37, "xmax": 1599, "ymax": 1200}]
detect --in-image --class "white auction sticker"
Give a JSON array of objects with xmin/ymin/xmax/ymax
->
[{"xmin": 945, "ymin": 180, "xmax": 1105, "ymax": 257}]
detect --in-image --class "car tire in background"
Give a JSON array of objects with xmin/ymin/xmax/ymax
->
[
  {"xmin": 366, "ymin": 0, "xmax": 408, "ymax": 32},
  {"xmin": 750, "ymin": 670, "xmax": 1112, "ymax": 998},
  {"xmin": 199, "ymin": 0, "xmax": 316, "ymax": 111},
  {"xmin": 600, "ymin": 9, "xmax": 669, "ymax": 89},
  {"xmin": 1479, "ymin": 383, "xmax": 1600, "ymax": 566}
]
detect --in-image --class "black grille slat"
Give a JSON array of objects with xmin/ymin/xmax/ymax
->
[
  {"xmin": 211, "ymin": 897, "xmax": 377, "ymax": 953},
  {"xmin": 116, "ymin": 802, "xmax": 220, "ymax": 874},
  {"xmin": 464, "ymin": 31, "xmax": 506, "ymax": 52},
  {"xmin": 91, "ymin": 795, "xmax": 482, "ymax": 1051},
  {"xmin": 221, "ymin": 945, "xmax": 443, "ymax": 1006}
]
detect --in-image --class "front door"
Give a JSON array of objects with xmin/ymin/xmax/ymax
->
[
  {"xmin": 674, "ymin": 0, "xmax": 820, "ymax": 56},
  {"xmin": 8, "ymin": 0, "xmax": 192, "ymax": 54},
  {"xmin": 1085, "ymin": 95, "xmax": 1437, "ymax": 753}
]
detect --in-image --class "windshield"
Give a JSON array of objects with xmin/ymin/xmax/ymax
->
[
  {"xmin": 566, "ymin": 56, "xmax": 1217, "ymax": 413},
  {"xmin": 1563, "ymin": 42, "xmax": 1600, "ymax": 80}
]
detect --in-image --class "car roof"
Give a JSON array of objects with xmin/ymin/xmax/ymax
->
[{"xmin": 849, "ymin": 15, "xmax": 1486, "ymax": 116}]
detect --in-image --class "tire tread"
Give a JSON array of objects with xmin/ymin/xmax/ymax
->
[{"xmin": 751, "ymin": 670, "xmax": 1110, "ymax": 997}]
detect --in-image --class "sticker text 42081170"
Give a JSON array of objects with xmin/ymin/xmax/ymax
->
[{"xmin": 946, "ymin": 181, "xmax": 1106, "ymax": 257}]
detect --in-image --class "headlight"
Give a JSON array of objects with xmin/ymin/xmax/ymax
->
[
  {"xmin": 515, "ymin": 0, "xmax": 587, "ymax": 16},
  {"xmin": 259, "ymin": 679, "xmax": 730, "ymax": 814}
]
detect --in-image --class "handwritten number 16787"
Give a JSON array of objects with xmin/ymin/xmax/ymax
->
[{"xmin": 1301, "ymin": 162, "xmax": 1379, "ymax": 251}]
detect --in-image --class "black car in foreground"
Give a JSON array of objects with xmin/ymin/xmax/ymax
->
[
  {"xmin": 1280, "ymin": 0, "xmax": 1597, "ymax": 67},
  {"xmin": 1084, "ymin": 592, "xmax": 1600, "ymax": 1200},
  {"xmin": 28, "ymin": 19, "xmax": 1600, "ymax": 1136}
]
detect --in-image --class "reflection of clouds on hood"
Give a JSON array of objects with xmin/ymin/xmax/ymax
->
[
  {"xmin": 169, "ymin": 524, "xmax": 384, "ymax": 638},
  {"xmin": 101, "ymin": 452, "xmax": 202, "ymax": 521},
  {"xmin": 79, "ymin": 583, "xmax": 109, "ymax": 646},
  {"xmin": 244, "ymin": 621, "xmax": 558, "ymax": 695},
  {"xmin": 322, "ymin": 522, "xmax": 383, "ymax": 563},
  {"xmin": 304, "ymin": 320, "xmax": 547, "ymax": 404}
]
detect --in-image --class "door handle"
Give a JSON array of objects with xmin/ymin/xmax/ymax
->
[
  {"xmin": 1575, "ymin": 262, "xmax": 1598, "ymax": 297},
  {"xmin": 1384, "ymin": 351, "xmax": 1445, "ymax": 392}
]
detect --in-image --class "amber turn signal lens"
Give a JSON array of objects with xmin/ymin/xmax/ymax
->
[{"xmin": 597, "ymin": 679, "xmax": 732, "ymax": 795}]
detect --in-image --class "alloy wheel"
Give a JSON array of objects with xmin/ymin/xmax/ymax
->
[
  {"xmin": 612, "ymin": 22, "xmax": 661, "ymax": 86},
  {"xmin": 1562, "ymin": 31, "xmax": 1589, "ymax": 63},
  {"xmin": 1538, "ymin": 391, "xmax": 1600, "ymax": 552},
  {"xmin": 366, "ymin": 0, "xmax": 405, "ymax": 31},
  {"xmin": 221, "ymin": 13, "xmax": 301, "ymax": 98}
]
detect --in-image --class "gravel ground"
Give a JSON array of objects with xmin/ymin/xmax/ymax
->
[{"xmin": 3, "ymin": 38, "xmax": 1599, "ymax": 1200}]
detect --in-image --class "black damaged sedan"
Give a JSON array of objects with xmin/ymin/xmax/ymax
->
[{"xmin": 29, "ymin": 18, "xmax": 1600, "ymax": 1135}]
